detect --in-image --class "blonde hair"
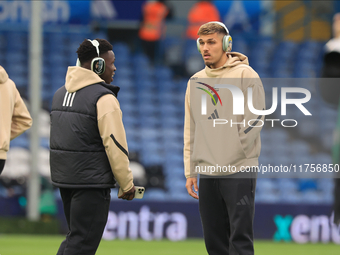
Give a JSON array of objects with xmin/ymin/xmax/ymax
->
[{"xmin": 197, "ymin": 22, "xmax": 228, "ymax": 36}]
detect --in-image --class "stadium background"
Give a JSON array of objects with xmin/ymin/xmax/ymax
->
[{"xmin": 1, "ymin": 0, "xmax": 340, "ymax": 252}]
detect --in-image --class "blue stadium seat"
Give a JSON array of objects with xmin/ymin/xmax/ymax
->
[
  {"xmin": 290, "ymin": 140, "xmax": 310, "ymax": 156},
  {"xmin": 51, "ymin": 77, "xmax": 65, "ymax": 93},
  {"xmin": 297, "ymin": 118, "xmax": 319, "ymax": 138},
  {"xmin": 298, "ymin": 179, "xmax": 317, "ymax": 192},
  {"xmin": 164, "ymin": 166, "xmax": 184, "ymax": 177},
  {"xmin": 0, "ymin": 34, "xmax": 6, "ymax": 51},
  {"xmin": 164, "ymin": 153, "xmax": 183, "ymax": 167},
  {"xmin": 114, "ymin": 55, "xmax": 130, "ymax": 67},
  {"xmin": 91, "ymin": 31, "xmax": 108, "ymax": 41},
  {"xmin": 7, "ymin": 63, "xmax": 27, "ymax": 77},
  {"xmin": 317, "ymin": 179, "xmax": 334, "ymax": 196},
  {"xmin": 48, "ymin": 54, "xmax": 67, "ymax": 66},
  {"xmin": 119, "ymin": 90, "xmax": 136, "ymax": 103},
  {"xmin": 135, "ymin": 78, "xmax": 156, "ymax": 91},
  {"xmin": 166, "ymin": 177, "xmax": 186, "ymax": 192},
  {"xmin": 123, "ymin": 115, "xmax": 138, "ymax": 128},
  {"xmin": 232, "ymin": 37, "xmax": 249, "ymax": 56},
  {"xmin": 278, "ymin": 190, "xmax": 303, "ymax": 204},
  {"xmin": 115, "ymin": 66, "xmax": 133, "ymax": 78},
  {"xmin": 255, "ymin": 192, "xmax": 280, "ymax": 203},
  {"xmin": 137, "ymin": 103, "xmax": 159, "ymax": 117},
  {"xmin": 160, "ymin": 116, "xmax": 183, "ymax": 129},
  {"xmin": 127, "ymin": 140, "xmax": 140, "ymax": 152},
  {"xmin": 169, "ymin": 191, "xmax": 192, "ymax": 201},
  {"xmin": 6, "ymin": 51, "xmax": 26, "ymax": 64},
  {"xmin": 46, "ymin": 32, "xmax": 68, "ymax": 52},
  {"xmin": 9, "ymin": 135, "xmax": 29, "ymax": 149},
  {"xmin": 11, "ymin": 76, "xmax": 27, "ymax": 89},
  {"xmin": 277, "ymin": 178, "xmax": 298, "ymax": 192},
  {"xmin": 139, "ymin": 128, "xmax": 161, "ymax": 140},
  {"xmin": 184, "ymin": 39, "xmax": 199, "ymax": 59},
  {"xmin": 163, "ymin": 140, "xmax": 182, "ymax": 152},
  {"xmin": 159, "ymin": 103, "xmax": 180, "ymax": 115},
  {"xmin": 132, "ymin": 53, "xmax": 150, "ymax": 68},
  {"xmin": 154, "ymin": 66, "xmax": 173, "ymax": 81},
  {"xmin": 143, "ymin": 188, "xmax": 167, "ymax": 201},
  {"xmin": 300, "ymin": 190, "xmax": 325, "ymax": 204},
  {"xmin": 139, "ymin": 116, "xmax": 160, "ymax": 129},
  {"xmin": 112, "ymin": 42, "xmax": 131, "ymax": 58},
  {"xmin": 115, "ymin": 77, "xmax": 134, "ymax": 90},
  {"xmin": 6, "ymin": 31, "xmax": 27, "ymax": 51},
  {"xmin": 141, "ymin": 152, "xmax": 164, "ymax": 166},
  {"xmin": 120, "ymin": 102, "xmax": 137, "ymax": 115},
  {"xmin": 138, "ymin": 89, "xmax": 157, "ymax": 102}
]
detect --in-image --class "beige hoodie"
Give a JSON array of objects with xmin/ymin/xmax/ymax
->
[
  {"xmin": 0, "ymin": 66, "xmax": 32, "ymax": 160},
  {"xmin": 64, "ymin": 66, "xmax": 133, "ymax": 195},
  {"xmin": 184, "ymin": 52, "xmax": 266, "ymax": 178}
]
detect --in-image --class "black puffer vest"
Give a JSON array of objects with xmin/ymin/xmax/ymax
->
[{"xmin": 50, "ymin": 83, "xmax": 119, "ymax": 188}]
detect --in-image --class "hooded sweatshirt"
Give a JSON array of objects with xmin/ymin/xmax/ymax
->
[
  {"xmin": 184, "ymin": 52, "xmax": 266, "ymax": 178},
  {"xmin": 50, "ymin": 66, "xmax": 133, "ymax": 195},
  {"xmin": 0, "ymin": 66, "xmax": 32, "ymax": 160}
]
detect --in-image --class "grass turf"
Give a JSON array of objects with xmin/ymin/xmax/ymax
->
[{"xmin": 0, "ymin": 235, "xmax": 339, "ymax": 255}]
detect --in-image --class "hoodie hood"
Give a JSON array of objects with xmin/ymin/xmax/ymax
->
[
  {"xmin": 0, "ymin": 66, "xmax": 9, "ymax": 85},
  {"xmin": 205, "ymin": 52, "xmax": 249, "ymax": 77},
  {"xmin": 65, "ymin": 66, "xmax": 104, "ymax": 93}
]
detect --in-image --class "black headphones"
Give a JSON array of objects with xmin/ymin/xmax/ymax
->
[{"xmin": 76, "ymin": 39, "xmax": 105, "ymax": 75}]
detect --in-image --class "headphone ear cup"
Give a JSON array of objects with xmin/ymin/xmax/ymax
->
[
  {"xmin": 91, "ymin": 57, "xmax": 105, "ymax": 75},
  {"xmin": 197, "ymin": 38, "xmax": 201, "ymax": 54},
  {"xmin": 223, "ymin": 35, "xmax": 233, "ymax": 52}
]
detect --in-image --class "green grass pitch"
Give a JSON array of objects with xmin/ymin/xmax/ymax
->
[{"xmin": 0, "ymin": 235, "xmax": 339, "ymax": 255}]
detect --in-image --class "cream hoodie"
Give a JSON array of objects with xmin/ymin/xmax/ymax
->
[
  {"xmin": 0, "ymin": 66, "xmax": 32, "ymax": 160},
  {"xmin": 184, "ymin": 52, "xmax": 266, "ymax": 178},
  {"xmin": 64, "ymin": 66, "xmax": 133, "ymax": 195}
]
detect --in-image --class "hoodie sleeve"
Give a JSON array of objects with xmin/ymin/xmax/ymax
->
[
  {"xmin": 97, "ymin": 94, "xmax": 134, "ymax": 195},
  {"xmin": 237, "ymin": 71, "xmax": 266, "ymax": 156},
  {"xmin": 184, "ymin": 81, "xmax": 196, "ymax": 178},
  {"xmin": 11, "ymin": 88, "xmax": 32, "ymax": 140}
]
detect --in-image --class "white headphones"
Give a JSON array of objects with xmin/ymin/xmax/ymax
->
[
  {"xmin": 76, "ymin": 39, "xmax": 105, "ymax": 75},
  {"xmin": 197, "ymin": 21, "xmax": 232, "ymax": 53}
]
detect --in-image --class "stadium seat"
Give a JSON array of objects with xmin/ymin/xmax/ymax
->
[
  {"xmin": 232, "ymin": 37, "xmax": 249, "ymax": 56},
  {"xmin": 256, "ymin": 192, "xmax": 280, "ymax": 203},
  {"xmin": 279, "ymin": 190, "xmax": 303, "ymax": 204},
  {"xmin": 9, "ymin": 135, "xmax": 29, "ymax": 149},
  {"xmin": 112, "ymin": 42, "xmax": 131, "ymax": 58},
  {"xmin": 143, "ymin": 188, "xmax": 167, "ymax": 201},
  {"xmin": 6, "ymin": 31, "xmax": 27, "ymax": 51},
  {"xmin": 154, "ymin": 66, "xmax": 173, "ymax": 81},
  {"xmin": 300, "ymin": 190, "xmax": 325, "ymax": 204}
]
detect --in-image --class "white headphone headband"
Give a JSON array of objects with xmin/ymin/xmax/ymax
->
[
  {"xmin": 88, "ymin": 39, "xmax": 100, "ymax": 56},
  {"xmin": 206, "ymin": 21, "xmax": 229, "ymax": 34}
]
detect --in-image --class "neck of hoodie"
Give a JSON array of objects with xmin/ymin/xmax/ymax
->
[{"xmin": 204, "ymin": 52, "xmax": 249, "ymax": 77}]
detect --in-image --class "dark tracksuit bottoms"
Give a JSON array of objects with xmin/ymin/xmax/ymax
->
[
  {"xmin": 57, "ymin": 188, "xmax": 111, "ymax": 255},
  {"xmin": 0, "ymin": 159, "xmax": 5, "ymax": 174},
  {"xmin": 199, "ymin": 171, "xmax": 257, "ymax": 255}
]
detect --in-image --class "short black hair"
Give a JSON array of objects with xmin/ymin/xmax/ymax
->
[{"xmin": 76, "ymin": 38, "xmax": 113, "ymax": 64}]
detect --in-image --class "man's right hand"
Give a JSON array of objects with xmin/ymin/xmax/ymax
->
[
  {"xmin": 118, "ymin": 185, "xmax": 135, "ymax": 200},
  {"xmin": 186, "ymin": 177, "xmax": 199, "ymax": 199}
]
